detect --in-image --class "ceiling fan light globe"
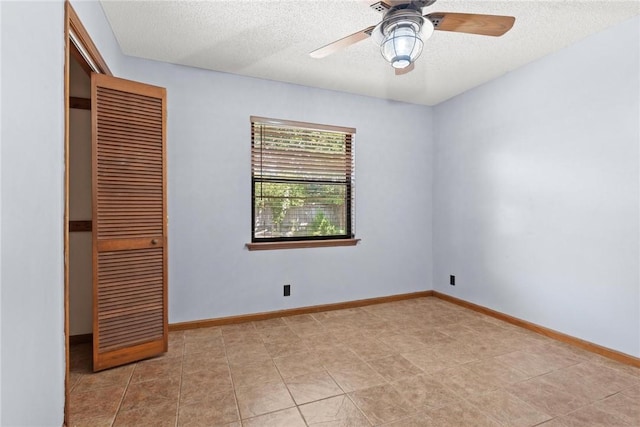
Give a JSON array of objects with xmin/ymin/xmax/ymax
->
[
  {"xmin": 392, "ymin": 57, "xmax": 411, "ymax": 69},
  {"xmin": 380, "ymin": 23, "xmax": 423, "ymax": 68}
]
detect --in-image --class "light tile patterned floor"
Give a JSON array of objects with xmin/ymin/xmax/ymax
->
[{"xmin": 68, "ymin": 297, "xmax": 640, "ymax": 426}]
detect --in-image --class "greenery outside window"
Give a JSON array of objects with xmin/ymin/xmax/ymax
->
[{"xmin": 251, "ymin": 116, "xmax": 355, "ymax": 243}]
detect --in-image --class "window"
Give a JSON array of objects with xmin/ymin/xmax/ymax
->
[{"xmin": 251, "ymin": 116, "xmax": 355, "ymax": 244}]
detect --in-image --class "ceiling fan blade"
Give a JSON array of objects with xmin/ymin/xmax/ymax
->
[
  {"xmin": 395, "ymin": 62, "xmax": 415, "ymax": 76},
  {"xmin": 427, "ymin": 12, "xmax": 515, "ymax": 37},
  {"xmin": 309, "ymin": 26, "xmax": 376, "ymax": 59}
]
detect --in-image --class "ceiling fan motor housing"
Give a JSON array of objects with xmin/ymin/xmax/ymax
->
[
  {"xmin": 402, "ymin": 0, "xmax": 437, "ymax": 10},
  {"xmin": 371, "ymin": 0, "xmax": 437, "ymax": 13}
]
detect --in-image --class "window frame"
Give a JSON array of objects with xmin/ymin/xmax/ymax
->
[{"xmin": 249, "ymin": 116, "xmax": 357, "ymax": 248}]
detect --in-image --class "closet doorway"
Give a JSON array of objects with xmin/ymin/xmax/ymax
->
[{"xmin": 64, "ymin": 2, "xmax": 169, "ymax": 424}]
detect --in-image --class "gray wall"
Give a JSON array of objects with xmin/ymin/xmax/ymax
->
[
  {"xmin": 433, "ymin": 16, "xmax": 640, "ymax": 358},
  {"xmin": 0, "ymin": 3, "xmax": 3, "ymax": 422},
  {"xmin": 1, "ymin": 1, "xmax": 66, "ymax": 425}
]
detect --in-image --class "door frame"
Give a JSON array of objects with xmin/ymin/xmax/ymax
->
[{"xmin": 64, "ymin": 1, "xmax": 111, "ymax": 424}]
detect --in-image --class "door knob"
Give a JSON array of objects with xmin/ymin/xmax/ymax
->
[{"xmin": 151, "ymin": 239, "xmax": 158, "ymax": 245}]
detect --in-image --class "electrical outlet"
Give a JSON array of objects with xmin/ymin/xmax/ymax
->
[
  {"xmin": 283, "ymin": 284, "xmax": 291, "ymax": 296},
  {"xmin": 450, "ymin": 275, "xmax": 455, "ymax": 286}
]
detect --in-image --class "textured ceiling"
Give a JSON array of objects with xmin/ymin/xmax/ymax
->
[{"xmin": 100, "ymin": 0, "xmax": 640, "ymax": 106}]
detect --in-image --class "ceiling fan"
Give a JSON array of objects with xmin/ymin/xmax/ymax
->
[{"xmin": 309, "ymin": 0, "xmax": 515, "ymax": 75}]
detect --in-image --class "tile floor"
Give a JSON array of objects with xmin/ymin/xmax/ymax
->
[{"xmin": 68, "ymin": 297, "xmax": 640, "ymax": 426}]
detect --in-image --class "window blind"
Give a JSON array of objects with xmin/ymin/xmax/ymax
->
[{"xmin": 251, "ymin": 116, "xmax": 355, "ymax": 242}]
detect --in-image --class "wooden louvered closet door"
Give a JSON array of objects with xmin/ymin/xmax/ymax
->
[{"xmin": 91, "ymin": 73, "xmax": 167, "ymax": 372}]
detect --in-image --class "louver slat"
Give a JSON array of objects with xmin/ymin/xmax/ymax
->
[{"xmin": 92, "ymin": 74, "xmax": 167, "ymax": 372}]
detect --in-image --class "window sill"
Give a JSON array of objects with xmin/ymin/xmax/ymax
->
[{"xmin": 246, "ymin": 238, "xmax": 361, "ymax": 251}]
